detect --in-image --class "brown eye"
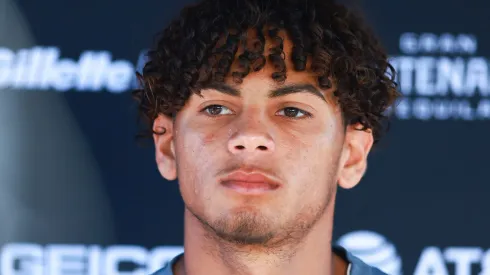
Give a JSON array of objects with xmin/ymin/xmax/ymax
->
[
  {"xmin": 284, "ymin": 107, "xmax": 300, "ymax": 117},
  {"xmin": 203, "ymin": 105, "xmax": 233, "ymax": 116},
  {"xmin": 277, "ymin": 107, "xmax": 311, "ymax": 119}
]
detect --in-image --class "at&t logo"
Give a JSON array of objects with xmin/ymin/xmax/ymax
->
[{"xmin": 337, "ymin": 230, "xmax": 402, "ymax": 275}]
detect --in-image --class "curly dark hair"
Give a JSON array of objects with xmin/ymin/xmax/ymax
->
[{"xmin": 134, "ymin": 0, "xmax": 400, "ymax": 143}]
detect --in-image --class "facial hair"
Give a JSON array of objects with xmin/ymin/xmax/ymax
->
[{"xmin": 187, "ymin": 179, "xmax": 336, "ymax": 250}]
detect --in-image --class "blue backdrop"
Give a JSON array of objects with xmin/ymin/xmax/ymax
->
[{"xmin": 0, "ymin": 0, "xmax": 488, "ymax": 274}]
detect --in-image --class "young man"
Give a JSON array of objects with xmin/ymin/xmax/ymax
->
[{"xmin": 134, "ymin": 0, "xmax": 400, "ymax": 274}]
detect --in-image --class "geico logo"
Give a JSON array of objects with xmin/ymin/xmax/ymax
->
[
  {"xmin": 389, "ymin": 56, "xmax": 490, "ymax": 97},
  {"xmin": 414, "ymin": 247, "xmax": 490, "ymax": 275},
  {"xmin": 0, "ymin": 47, "xmax": 146, "ymax": 93},
  {"xmin": 399, "ymin": 33, "xmax": 477, "ymax": 55},
  {"xmin": 0, "ymin": 243, "xmax": 184, "ymax": 275}
]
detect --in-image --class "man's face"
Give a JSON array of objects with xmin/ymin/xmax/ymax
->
[{"xmin": 154, "ymin": 36, "xmax": 372, "ymax": 247}]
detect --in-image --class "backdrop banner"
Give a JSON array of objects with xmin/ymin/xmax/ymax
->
[{"xmin": 0, "ymin": 0, "xmax": 488, "ymax": 274}]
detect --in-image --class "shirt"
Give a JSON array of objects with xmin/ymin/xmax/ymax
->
[{"xmin": 150, "ymin": 245, "xmax": 387, "ymax": 275}]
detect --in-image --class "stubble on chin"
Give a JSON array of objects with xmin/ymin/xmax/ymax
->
[{"xmin": 188, "ymin": 197, "xmax": 330, "ymax": 252}]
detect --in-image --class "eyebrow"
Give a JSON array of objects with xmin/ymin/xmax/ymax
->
[{"xmin": 202, "ymin": 82, "xmax": 327, "ymax": 102}]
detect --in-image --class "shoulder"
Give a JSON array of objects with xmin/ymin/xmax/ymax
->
[
  {"xmin": 333, "ymin": 245, "xmax": 388, "ymax": 275},
  {"xmin": 149, "ymin": 253, "xmax": 183, "ymax": 275},
  {"xmin": 149, "ymin": 264, "xmax": 172, "ymax": 275}
]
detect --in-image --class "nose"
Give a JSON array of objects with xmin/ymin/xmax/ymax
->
[{"xmin": 227, "ymin": 121, "xmax": 275, "ymax": 155}]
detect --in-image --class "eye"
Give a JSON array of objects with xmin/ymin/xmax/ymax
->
[
  {"xmin": 201, "ymin": 105, "xmax": 234, "ymax": 116},
  {"xmin": 276, "ymin": 107, "xmax": 312, "ymax": 119}
]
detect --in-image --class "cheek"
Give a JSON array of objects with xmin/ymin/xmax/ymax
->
[
  {"xmin": 282, "ymin": 119, "xmax": 340, "ymax": 154},
  {"xmin": 286, "ymin": 145, "xmax": 338, "ymax": 207},
  {"xmin": 282, "ymin": 125, "xmax": 342, "ymax": 184},
  {"xmin": 174, "ymin": 124, "xmax": 223, "ymax": 186},
  {"xmin": 201, "ymin": 131, "xmax": 215, "ymax": 144},
  {"xmin": 174, "ymin": 132, "xmax": 211, "ymax": 206},
  {"xmin": 200, "ymin": 130, "xmax": 222, "ymax": 147}
]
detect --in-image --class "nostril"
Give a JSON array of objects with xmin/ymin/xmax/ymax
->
[
  {"xmin": 235, "ymin": 145, "xmax": 245, "ymax": 150},
  {"xmin": 257, "ymin": 146, "xmax": 267, "ymax": 151}
]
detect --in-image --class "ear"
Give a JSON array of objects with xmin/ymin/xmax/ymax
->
[
  {"xmin": 337, "ymin": 124, "xmax": 374, "ymax": 189},
  {"xmin": 153, "ymin": 114, "xmax": 177, "ymax": 181}
]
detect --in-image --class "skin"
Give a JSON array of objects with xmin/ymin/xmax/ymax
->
[{"xmin": 153, "ymin": 31, "xmax": 374, "ymax": 275}]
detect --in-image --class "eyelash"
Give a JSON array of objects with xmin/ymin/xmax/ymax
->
[
  {"xmin": 200, "ymin": 105, "xmax": 234, "ymax": 117},
  {"xmin": 199, "ymin": 105, "xmax": 313, "ymax": 119},
  {"xmin": 278, "ymin": 107, "xmax": 313, "ymax": 119}
]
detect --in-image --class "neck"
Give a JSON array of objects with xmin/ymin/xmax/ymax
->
[{"xmin": 177, "ymin": 205, "xmax": 336, "ymax": 275}]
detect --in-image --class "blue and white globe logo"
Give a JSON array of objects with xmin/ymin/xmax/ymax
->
[{"xmin": 337, "ymin": 231, "xmax": 402, "ymax": 275}]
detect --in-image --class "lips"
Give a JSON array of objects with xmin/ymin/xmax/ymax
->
[{"xmin": 220, "ymin": 170, "xmax": 281, "ymax": 194}]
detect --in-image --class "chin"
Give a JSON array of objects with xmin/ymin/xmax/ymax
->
[
  {"xmin": 215, "ymin": 229, "xmax": 275, "ymax": 246},
  {"xmin": 202, "ymin": 206, "xmax": 272, "ymax": 241},
  {"xmin": 212, "ymin": 215, "xmax": 276, "ymax": 246}
]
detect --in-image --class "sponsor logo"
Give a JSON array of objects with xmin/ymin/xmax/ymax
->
[
  {"xmin": 414, "ymin": 246, "xmax": 490, "ymax": 275},
  {"xmin": 0, "ymin": 46, "xmax": 147, "ymax": 93},
  {"xmin": 390, "ymin": 33, "xmax": 490, "ymax": 121},
  {"xmin": 3, "ymin": 240, "xmax": 490, "ymax": 275},
  {"xmin": 0, "ymin": 243, "xmax": 183, "ymax": 275},
  {"xmin": 338, "ymin": 230, "xmax": 490, "ymax": 275},
  {"xmin": 337, "ymin": 230, "xmax": 402, "ymax": 275}
]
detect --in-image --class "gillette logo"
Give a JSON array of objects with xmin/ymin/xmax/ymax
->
[{"xmin": 0, "ymin": 46, "xmax": 147, "ymax": 93}]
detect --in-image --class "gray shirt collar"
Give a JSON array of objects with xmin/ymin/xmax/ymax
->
[{"xmin": 151, "ymin": 245, "xmax": 386, "ymax": 275}]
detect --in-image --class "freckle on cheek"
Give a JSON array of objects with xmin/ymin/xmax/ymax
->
[{"xmin": 202, "ymin": 133, "xmax": 216, "ymax": 145}]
